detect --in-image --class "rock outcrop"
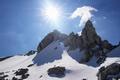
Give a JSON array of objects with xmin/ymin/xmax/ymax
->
[
  {"xmin": 81, "ymin": 20, "xmax": 101, "ymax": 49},
  {"xmin": 47, "ymin": 66, "xmax": 66, "ymax": 78},
  {"xmin": 97, "ymin": 63, "xmax": 120, "ymax": 80},
  {"xmin": 14, "ymin": 68, "xmax": 29, "ymax": 80},
  {"xmin": 0, "ymin": 72, "xmax": 8, "ymax": 80},
  {"xmin": 64, "ymin": 32, "xmax": 83, "ymax": 50},
  {"xmin": 37, "ymin": 30, "xmax": 68, "ymax": 52},
  {"xmin": 25, "ymin": 50, "xmax": 36, "ymax": 56}
]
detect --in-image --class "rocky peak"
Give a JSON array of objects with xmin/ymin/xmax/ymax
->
[
  {"xmin": 64, "ymin": 20, "xmax": 114, "ymax": 63},
  {"xmin": 79, "ymin": 20, "xmax": 115, "ymax": 63},
  {"xmin": 64, "ymin": 20, "xmax": 101, "ymax": 50},
  {"xmin": 82, "ymin": 20, "xmax": 96, "ymax": 37},
  {"xmin": 37, "ymin": 30, "xmax": 68, "ymax": 52},
  {"xmin": 81, "ymin": 20, "xmax": 101, "ymax": 48},
  {"xmin": 84, "ymin": 20, "xmax": 94, "ymax": 29}
]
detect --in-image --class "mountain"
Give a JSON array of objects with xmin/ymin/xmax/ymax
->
[
  {"xmin": 0, "ymin": 20, "xmax": 120, "ymax": 80},
  {"xmin": 37, "ymin": 20, "xmax": 115, "ymax": 64}
]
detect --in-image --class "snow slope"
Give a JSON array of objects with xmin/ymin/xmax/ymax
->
[
  {"xmin": 0, "ymin": 41, "xmax": 120, "ymax": 80},
  {"xmin": 33, "ymin": 41, "xmax": 65, "ymax": 65}
]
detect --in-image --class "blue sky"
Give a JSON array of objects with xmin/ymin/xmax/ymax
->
[{"xmin": 0, "ymin": 0, "xmax": 120, "ymax": 57}]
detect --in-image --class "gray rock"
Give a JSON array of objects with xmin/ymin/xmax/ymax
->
[
  {"xmin": 37, "ymin": 30, "xmax": 68, "ymax": 52},
  {"xmin": 25, "ymin": 50, "xmax": 36, "ymax": 56},
  {"xmin": 81, "ymin": 20, "xmax": 101, "ymax": 49},
  {"xmin": 64, "ymin": 32, "xmax": 83, "ymax": 50},
  {"xmin": 97, "ymin": 63, "xmax": 120, "ymax": 80},
  {"xmin": 47, "ymin": 66, "xmax": 66, "ymax": 78}
]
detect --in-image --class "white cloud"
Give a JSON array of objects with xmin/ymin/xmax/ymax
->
[
  {"xmin": 77, "ymin": 31, "xmax": 82, "ymax": 36},
  {"xmin": 70, "ymin": 6, "xmax": 97, "ymax": 27}
]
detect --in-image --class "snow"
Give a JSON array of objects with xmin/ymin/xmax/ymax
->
[
  {"xmin": 0, "ymin": 41, "xmax": 120, "ymax": 80},
  {"xmin": 68, "ymin": 49, "xmax": 84, "ymax": 62},
  {"xmin": 0, "ymin": 53, "xmax": 36, "ymax": 79},
  {"xmin": 33, "ymin": 41, "xmax": 65, "ymax": 65},
  {"xmin": 29, "ymin": 50, "xmax": 97, "ymax": 80}
]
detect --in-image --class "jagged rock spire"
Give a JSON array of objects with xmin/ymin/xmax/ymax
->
[
  {"xmin": 85, "ymin": 20, "xmax": 94, "ymax": 28},
  {"xmin": 81, "ymin": 20, "xmax": 101, "ymax": 48}
]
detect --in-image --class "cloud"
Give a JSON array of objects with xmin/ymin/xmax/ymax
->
[
  {"xmin": 77, "ymin": 31, "xmax": 82, "ymax": 36},
  {"xmin": 70, "ymin": 6, "xmax": 97, "ymax": 27}
]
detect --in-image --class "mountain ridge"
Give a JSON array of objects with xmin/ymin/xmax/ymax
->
[{"xmin": 37, "ymin": 20, "xmax": 116, "ymax": 63}]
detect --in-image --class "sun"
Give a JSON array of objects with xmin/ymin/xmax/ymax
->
[{"xmin": 44, "ymin": 5, "xmax": 61, "ymax": 22}]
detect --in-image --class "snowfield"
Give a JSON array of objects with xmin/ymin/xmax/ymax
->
[{"xmin": 0, "ymin": 41, "xmax": 120, "ymax": 80}]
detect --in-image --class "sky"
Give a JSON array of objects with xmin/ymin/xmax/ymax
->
[{"xmin": 0, "ymin": 0, "xmax": 120, "ymax": 57}]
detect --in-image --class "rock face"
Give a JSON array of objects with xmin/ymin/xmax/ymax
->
[
  {"xmin": 37, "ymin": 30, "xmax": 68, "ymax": 52},
  {"xmin": 64, "ymin": 32, "xmax": 83, "ymax": 50},
  {"xmin": 64, "ymin": 20, "xmax": 101, "ymax": 50},
  {"xmin": 37, "ymin": 20, "xmax": 114, "ymax": 64},
  {"xmin": 79, "ymin": 20, "xmax": 102, "ymax": 62},
  {"xmin": 81, "ymin": 20, "xmax": 101, "ymax": 49},
  {"xmin": 80, "ymin": 20, "xmax": 114, "ymax": 63},
  {"xmin": 97, "ymin": 63, "xmax": 120, "ymax": 80}
]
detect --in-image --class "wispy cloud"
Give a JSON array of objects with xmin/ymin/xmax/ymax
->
[{"xmin": 70, "ymin": 6, "xmax": 97, "ymax": 27}]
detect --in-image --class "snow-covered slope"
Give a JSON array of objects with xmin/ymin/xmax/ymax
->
[
  {"xmin": 0, "ymin": 41, "xmax": 120, "ymax": 80},
  {"xmin": 68, "ymin": 49, "xmax": 84, "ymax": 62},
  {"xmin": 0, "ymin": 53, "xmax": 36, "ymax": 79},
  {"xmin": 33, "ymin": 41, "xmax": 65, "ymax": 65}
]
